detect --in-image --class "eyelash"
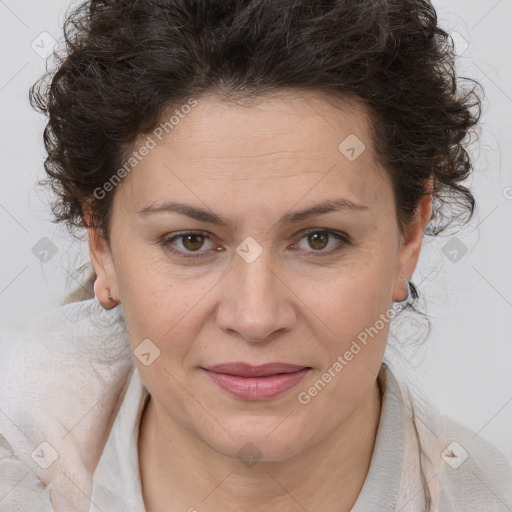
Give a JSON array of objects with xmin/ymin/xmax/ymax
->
[{"xmin": 158, "ymin": 229, "xmax": 352, "ymax": 260}]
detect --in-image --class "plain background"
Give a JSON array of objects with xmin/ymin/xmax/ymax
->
[{"xmin": 0, "ymin": 0, "xmax": 511, "ymax": 462}]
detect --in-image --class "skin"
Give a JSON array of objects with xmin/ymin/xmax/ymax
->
[{"xmin": 88, "ymin": 91, "xmax": 432, "ymax": 511}]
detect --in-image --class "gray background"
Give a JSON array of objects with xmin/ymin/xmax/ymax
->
[{"xmin": 0, "ymin": 1, "xmax": 511, "ymax": 460}]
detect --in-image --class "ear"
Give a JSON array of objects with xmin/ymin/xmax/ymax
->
[
  {"xmin": 392, "ymin": 177, "xmax": 434, "ymax": 302},
  {"xmin": 84, "ymin": 207, "xmax": 119, "ymax": 309}
]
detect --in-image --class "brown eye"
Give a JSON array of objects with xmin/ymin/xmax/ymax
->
[
  {"xmin": 181, "ymin": 233, "xmax": 206, "ymax": 251},
  {"xmin": 307, "ymin": 231, "xmax": 329, "ymax": 251},
  {"xmin": 292, "ymin": 229, "xmax": 351, "ymax": 256},
  {"xmin": 160, "ymin": 231, "xmax": 217, "ymax": 259}
]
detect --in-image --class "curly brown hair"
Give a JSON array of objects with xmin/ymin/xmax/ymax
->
[{"xmin": 30, "ymin": 0, "xmax": 482, "ymax": 307}]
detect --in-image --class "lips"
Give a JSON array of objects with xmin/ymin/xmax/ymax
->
[
  {"xmin": 201, "ymin": 362, "xmax": 312, "ymax": 400},
  {"xmin": 205, "ymin": 362, "xmax": 310, "ymax": 377}
]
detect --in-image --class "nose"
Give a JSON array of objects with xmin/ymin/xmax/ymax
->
[{"xmin": 215, "ymin": 249, "xmax": 296, "ymax": 343}]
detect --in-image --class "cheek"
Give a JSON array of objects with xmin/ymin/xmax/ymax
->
[
  {"xmin": 295, "ymin": 270, "xmax": 391, "ymax": 421},
  {"xmin": 298, "ymin": 257, "xmax": 394, "ymax": 335},
  {"xmin": 117, "ymin": 271, "xmax": 223, "ymax": 393},
  {"xmin": 113, "ymin": 241, "xmax": 208, "ymax": 335},
  {"xmin": 294, "ymin": 254, "xmax": 395, "ymax": 391}
]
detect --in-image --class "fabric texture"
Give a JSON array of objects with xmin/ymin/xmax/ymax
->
[{"xmin": 1, "ymin": 298, "xmax": 511, "ymax": 511}]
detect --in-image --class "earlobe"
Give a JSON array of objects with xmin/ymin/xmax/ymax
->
[
  {"xmin": 392, "ymin": 178, "xmax": 434, "ymax": 303},
  {"xmin": 93, "ymin": 277, "xmax": 118, "ymax": 309},
  {"xmin": 392, "ymin": 275, "xmax": 411, "ymax": 303},
  {"xmin": 392, "ymin": 277, "xmax": 416, "ymax": 306},
  {"xmin": 85, "ymin": 208, "xmax": 120, "ymax": 309}
]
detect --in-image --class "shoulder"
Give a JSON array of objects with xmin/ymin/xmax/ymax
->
[
  {"xmin": 385, "ymin": 365, "xmax": 512, "ymax": 510},
  {"xmin": 0, "ymin": 433, "xmax": 54, "ymax": 511},
  {"xmin": 442, "ymin": 414, "xmax": 512, "ymax": 498},
  {"xmin": 435, "ymin": 413, "xmax": 512, "ymax": 510}
]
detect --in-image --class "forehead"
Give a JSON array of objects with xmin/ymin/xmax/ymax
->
[{"xmin": 116, "ymin": 91, "xmax": 391, "ymax": 217}]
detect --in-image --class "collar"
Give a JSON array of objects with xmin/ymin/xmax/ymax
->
[
  {"xmin": 350, "ymin": 362, "xmax": 408, "ymax": 511},
  {"xmin": 91, "ymin": 368, "xmax": 149, "ymax": 511}
]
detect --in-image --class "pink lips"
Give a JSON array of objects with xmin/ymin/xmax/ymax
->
[{"xmin": 202, "ymin": 362, "xmax": 311, "ymax": 400}]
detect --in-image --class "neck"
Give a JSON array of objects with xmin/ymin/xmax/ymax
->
[{"xmin": 138, "ymin": 379, "xmax": 381, "ymax": 512}]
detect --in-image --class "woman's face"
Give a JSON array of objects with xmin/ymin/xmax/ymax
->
[{"xmin": 90, "ymin": 91, "xmax": 430, "ymax": 461}]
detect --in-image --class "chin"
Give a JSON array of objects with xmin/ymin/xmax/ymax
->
[{"xmin": 204, "ymin": 428, "xmax": 309, "ymax": 464}]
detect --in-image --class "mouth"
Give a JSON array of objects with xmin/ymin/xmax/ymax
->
[{"xmin": 201, "ymin": 362, "xmax": 312, "ymax": 400}]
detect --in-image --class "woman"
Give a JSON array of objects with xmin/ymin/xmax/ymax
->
[{"xmin": 1, "ymin": 0, "xmax": 511, "ymax": 511}]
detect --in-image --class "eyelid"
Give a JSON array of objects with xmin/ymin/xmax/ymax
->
[
  {"xmin": 160, "ymin": 230, "xmax": 219, "ymax": 259},
  {"xmin": 289, "ymin": 228, "xmax": 351, "ymax": 254},
  {"xmin": 159, "ymin": 228, "xmax": 351, "ymax": 259}
]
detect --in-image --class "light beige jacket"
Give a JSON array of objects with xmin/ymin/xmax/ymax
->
[{"xmin": 1, "ymin": 298, "xmax": 511, "ymax": 511}]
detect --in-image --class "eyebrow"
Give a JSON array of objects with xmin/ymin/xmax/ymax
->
[{"xmin": 137, "ymin": 197, "xmax": 369, "ymax": 230}]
